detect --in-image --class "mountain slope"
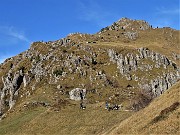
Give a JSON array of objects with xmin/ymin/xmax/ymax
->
[
  {"xmin": 0, "ymin": 18, "xmax": 179, "ymax": 135},
  {"xmin": 105, "ymin": 81, "xmax": 180, "ymax": 135}
]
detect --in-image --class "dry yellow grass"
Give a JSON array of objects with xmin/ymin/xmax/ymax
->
[
  {"xmin": 104, "ymin": 81, "xmax": 180, "ymax": 135},
  {"xmin": 0, "ymin": 101, "xmax": 133, "ymax": 135}
]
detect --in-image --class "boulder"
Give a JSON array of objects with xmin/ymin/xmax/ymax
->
[{"xmin": 69, "ymin": 88, "xmax": 86, "ymax": 101}]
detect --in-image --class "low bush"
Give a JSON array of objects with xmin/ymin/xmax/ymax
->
[
  {"xmin": 131, "ymin": 90, "xmax": 153, "ymax": 111},
  {"xmin": 53, "ymin": 69, "xmax": 63, "ymax": 76},
  {"xmin": 150, "ymin": 102, "xmax": 180, "ymax": 124}
]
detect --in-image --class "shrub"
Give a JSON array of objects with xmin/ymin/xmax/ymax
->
[
  {"xmin": 131, "ymin": 90, "xmax": 153, "ymax": 111},
  {"xmin": 105, "ymin": 75, "xmax": 120, "ymax": 88},
  {"xmin": 35, "ymin": 56, "xmax": 41, "ymax": 62},
  {"xmin": 17, "ymin": 66, "xmax": 25, "ymax": 72},
  {"xmin": 52, "ymin": 98, "xmax": 69, "ymax": 110},
  {"xmin": 150, "ymin": 102, "xmax": 180, "ymax": 124},
  {"xmin": 53, "ymin": 69, "xmax": 63, "ymax": 76},
  {"xmin": 91, "ymin": 58, "xmax": 97, "ymax": 65},
  {"xmin": 160, "ymin": 102, "xmax": 180, "ymax": 116},
  {"xmin": 100, "ymin": 27, "xmax": 109, "ymax": 32},
  {"xmin": 63, "ymin": 49, "xmax": 67, "ymax": 53}
]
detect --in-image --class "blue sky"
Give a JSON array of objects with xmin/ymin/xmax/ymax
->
[{"xmin": 0, "ymin": 0, "xmax": 179, "ymax": 63}]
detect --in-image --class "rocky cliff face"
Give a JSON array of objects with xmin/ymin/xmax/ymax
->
[
  {"xmin": 0, "ymin": 18, "xmax": 179, "ymax": 118},
  {"xmin": 0, "ymin": 70, "xmax": 24, "ymax": 114},
  {"xmin": 108, "ymin": 47, "xmax": 179, "ymax": 97}
]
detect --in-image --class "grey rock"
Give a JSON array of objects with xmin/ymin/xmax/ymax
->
[
  {"xmin": 69, "ymin": 88, "xmax": 86, "ymax": 101},
  {"xmin": 124, "ymin": 31, "xmax": 138, "ymax": 40},
  {"xmin": 31, "ymin": 63, "xmax": 47, "ymax": 82},
  {"xmin": 23, "ymin": 74, "xmax": 31, "ymax": 87},
  {"xmin": 0, "ymin": 70, "xmax": 24, "ymax": 114},
  {"xmin": 108, "ymin": 49, "xmax": 117, "ymax": 63},
  {"xmin": 125, "ymin": 74, "xmax": 132, "ymax": 81},
  {"xmin": 140, "ymin": 72, "xmax": 179, "ymax": 97}
]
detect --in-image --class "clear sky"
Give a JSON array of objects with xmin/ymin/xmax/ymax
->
[{"xmin": 0, "ymin": 0, "xmax": 179, "ymax": 63}]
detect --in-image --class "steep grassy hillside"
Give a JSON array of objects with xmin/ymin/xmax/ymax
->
[{"xmin": 105, "ymin": 81, "xmax": 180, "ymax": 135}]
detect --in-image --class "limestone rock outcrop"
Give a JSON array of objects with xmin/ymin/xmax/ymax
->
[
  {"xmin": 0, "ymin": 70, "xmax": 24, "ymax": 114},
  {"xmin": 108, "ymin": 47, "xmax": 180, "ymax": 97}
]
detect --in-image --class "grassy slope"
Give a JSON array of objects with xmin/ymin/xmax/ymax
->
[
  {"xmin": 105, "ymin": 80, "xmax": 180, "ymax": 135},
  {"xmin": 0, "ymin": 107, "xmax": 46, "ymax": 135},
  {"xmin": 0, "ymin": 101, "xmax": 133, "ymax": 135}
]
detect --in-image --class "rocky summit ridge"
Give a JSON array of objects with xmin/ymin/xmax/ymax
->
[{"xmin": 0, "ymin": 17, "xmax": 179, "ymax": 120}]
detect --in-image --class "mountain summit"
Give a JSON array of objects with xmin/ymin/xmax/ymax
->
[
  {"xmin": 101, "ymin": 17, "xmax": 151, "ymax": 32},
  {"xmin": 0, "ymin": 18, "xmax": 179, "ymax": 135}
]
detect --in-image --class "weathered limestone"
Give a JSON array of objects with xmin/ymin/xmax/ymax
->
[
  {"xmin": 23, "ymin": 73, "xmax": 31, "ymax": 87},
  {"xmin": 30, "ymin": 63, "xmax": 47, "ymax": 82},
  {"xmin": 124, "ymin": 32, "xmax": 138, "ymax": 40},
  {"xmin": 0, "ymin": 70, "xmax": 24, "ymax": 114},
  {"xmin": 69, "ymin": 88, "xmax": 86, "ymax": 101},
  {"xmin": 108, "ymin": 47, "xmax": 180, "ymax": 98},
  {"xmin": 140, "ymin": 72, "xmax": 179, "ymax": 97}
]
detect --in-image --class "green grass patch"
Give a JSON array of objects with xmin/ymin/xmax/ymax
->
[{"xmin": 0, "ymin": 107, "xmax": 46, "ymax": 135}]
